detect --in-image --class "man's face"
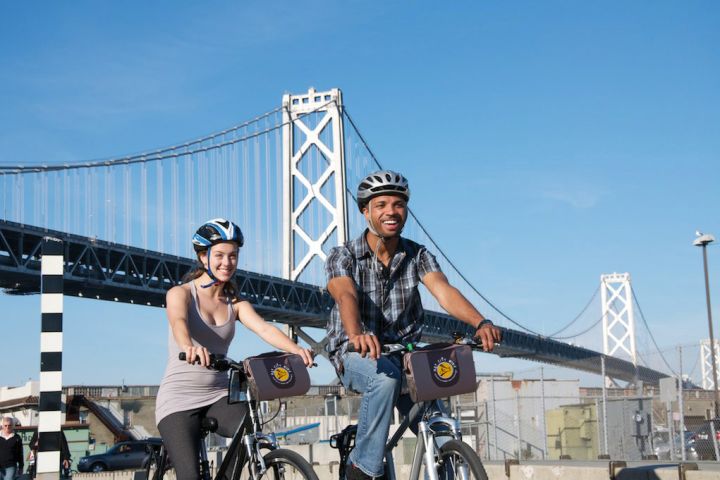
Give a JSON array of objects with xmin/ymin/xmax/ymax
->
[
  {"xmin": 2, "ymin": 419, "xmax": 13, "ymax": 433},
  {"xmin": 363, "ymin": 194, "xmax": 408, "ymax": 237}
]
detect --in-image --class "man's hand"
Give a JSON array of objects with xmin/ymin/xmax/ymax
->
[
  {"xmin": 348, "ymin": 333, "xmax": 381, "ymax": 359},
  {"xmin": 475, "ymin": 322, "xmax": 502, "ymax": 352},
  {"xmin": 293, "ymin": 347, "xmax": 315, "ymax": 367}
]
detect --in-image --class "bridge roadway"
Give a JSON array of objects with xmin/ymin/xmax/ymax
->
[{"xmin": 0, "ymin": 219, "xmax": 668, "ymax": 385}]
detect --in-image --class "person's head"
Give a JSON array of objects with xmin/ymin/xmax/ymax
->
[
  {"xmin": 356, "ymin": 170, "xmax": 410, "ymax": 238},
  {"xmin": 2, "ymin": 417, "xmax": 14, "ymax": 432},
  {"xmin": 191, "ymin": 218, "xmax": 244, "ymax": 287}
]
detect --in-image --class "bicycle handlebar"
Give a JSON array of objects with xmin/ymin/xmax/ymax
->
[
  {"xmin": 346, "ymin": 343, "xmax": 413, "ymax": 355},
  {"xmin": 345, "ymin": 332, "xmax": 500, "ymax": 355},
  {"xmin": 178, "ymin": 352, "xmax": 244, "ymax": 372}
]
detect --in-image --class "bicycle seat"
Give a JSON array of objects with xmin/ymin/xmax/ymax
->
[{"xmin": 201, "ymin": 416, "xmax": 219, "ymax": 434}]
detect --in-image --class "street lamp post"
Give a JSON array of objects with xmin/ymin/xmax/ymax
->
[{"xmin": 694, "ymin": 231, "xmax": 719, "ymax": 418}]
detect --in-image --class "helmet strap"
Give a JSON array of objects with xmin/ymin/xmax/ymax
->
[{"xmin": 200, "ymin": 246, "xmax": 220, "ymax": 288}]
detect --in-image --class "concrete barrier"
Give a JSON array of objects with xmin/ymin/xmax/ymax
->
[
  {"xmin": 73, "ymin": 461, "xmax": 720, "ymax": 480},
  {"xmin": 508, "ymin": 463, "xmax": 609, "ymax": 480},
  {"xmin": 687, "ymin": 471, "xmax": 720, "ymax": 480}
]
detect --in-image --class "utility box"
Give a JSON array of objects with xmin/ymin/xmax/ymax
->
[
  {"xmin": 546, "ymin": 403, "xmax": 598, "ymax": 460},
  {"xmin": 604, "ymin": 397, "xmax": 653, "ymax": 460}
]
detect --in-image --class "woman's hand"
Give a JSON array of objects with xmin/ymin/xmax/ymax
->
[{"xmin": 183, "ymin": 344, "xmax": 211, "ymax": 367}]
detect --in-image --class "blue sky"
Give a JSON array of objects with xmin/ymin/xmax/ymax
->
[{"xmin": 1, "ymin": 1, "xmax": 719, "ymax": 387}]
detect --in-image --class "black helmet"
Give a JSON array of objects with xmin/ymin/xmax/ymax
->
[
  {"xmin": 356, "ymin": 170, "xmax": 410, "ymax": 212},
  {"xmin": 192, "ymin": 218, "xmax": 244, "ymax": 253}
]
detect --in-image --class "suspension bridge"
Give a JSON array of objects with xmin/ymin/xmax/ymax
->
[{"xmin": 0, "ymin": 87, "xmax": 671, "ymax": 386}]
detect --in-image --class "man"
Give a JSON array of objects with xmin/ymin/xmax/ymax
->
[
  {"xmin": 325, "ymin": 170, "xmax": 502, "ymax": 480},
  {"xmin": 27, "ymin": 429, "xmax": 71, "ymax": 478},
  {"xmin": 0, "ymin": 417, "xmax": 23, "ymax": 480}
]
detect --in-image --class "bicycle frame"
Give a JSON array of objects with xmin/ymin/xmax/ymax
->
[
  {"xmin": 213, "ymin": 374, "xmax": 280, "ymax": 480},
  {"xmin": 155, "ymin": 353, "xmax": 315, "ymax": 480},
  {"xmin": 333, "ymin": 339, "xmax": 489, "ymax": 480},
  {"xmin": 383, "ymin": 399, "xmax": 463, "ymax": 480}
]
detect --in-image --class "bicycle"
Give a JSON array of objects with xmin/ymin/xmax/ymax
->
[
  {"xmin": 146, "ymin": 352, "xmax": 319, "ymax": 480},
  {"xmin": 330, "ymin": 336, "xmax": 489, "ymax": 480}
]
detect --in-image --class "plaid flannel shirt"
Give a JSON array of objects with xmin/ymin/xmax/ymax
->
[{"xmin": 325, "ymin": 230, "xmax": 442, "ymax": 372}]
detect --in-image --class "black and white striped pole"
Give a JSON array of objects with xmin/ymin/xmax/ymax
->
[{"xmin": 38, "ymin": 237, "xmax": 64, "ymax": 479}]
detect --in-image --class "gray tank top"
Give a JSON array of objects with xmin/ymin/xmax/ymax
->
[{"xmin": 155, "ymin": 281, "xmax": 236, "ymax": 425}]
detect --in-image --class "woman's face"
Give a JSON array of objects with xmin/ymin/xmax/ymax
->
[{"xmin": 200, "ymin": 241, "xmax": 239, "ymax": 282}]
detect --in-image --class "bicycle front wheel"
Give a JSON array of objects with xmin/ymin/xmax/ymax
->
[
  {"xmin": 145, "ymin": 446, "xmax": 172, "ymax": 480},
  {"xmin": 431, "ymin": 439, "xmax": 488, "ymax": 480},
  {"xmin": 240, "ymin": 449, "xmax": 318, "ymax": 480}
]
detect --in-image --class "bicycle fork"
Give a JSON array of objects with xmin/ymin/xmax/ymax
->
[
  {"xmin": 408, "ymin": 415, "xmax": 465, "ymax": 480},
  {"xmin": 243, "ymin": 432, "xmax": 279, "ymax": 479}
]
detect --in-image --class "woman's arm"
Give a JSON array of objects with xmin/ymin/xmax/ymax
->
[
  {"xmin": 235, "ymin": 301, "xmax": 314, "ymax": 365},
  {"xmin": 166, "ymin": 285, "xmax": 211, "ymax": 366}
]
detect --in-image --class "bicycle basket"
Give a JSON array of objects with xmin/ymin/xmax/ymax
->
[
  {"xmin": 403, "ymin": 344, "xmax": 477, "ymax": 402},
  {"xmin": 243, "ymin": 352, "xmax": 310, "ymax": 401}
]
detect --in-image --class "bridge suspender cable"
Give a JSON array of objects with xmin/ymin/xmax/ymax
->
[{"xmin": 631, "ymin": 287, "xmax": 679, "ymax": 376}]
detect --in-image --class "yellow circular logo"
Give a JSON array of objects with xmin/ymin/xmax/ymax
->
[
  {"xmin": 435, "ymin": 361, "xmax": 455, "ymax": 381},
  {"xmin": 272, "ymin": 367, "xmax": 291, "ymax": 384}
]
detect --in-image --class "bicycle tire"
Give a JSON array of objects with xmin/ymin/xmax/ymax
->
[
  {"xmin": 246, "ymin": 448, "xmax": 319, "ymax": 480},
  {"xmin": 433, "ymin": 439, "xmax": 488, "ymax": 480}
]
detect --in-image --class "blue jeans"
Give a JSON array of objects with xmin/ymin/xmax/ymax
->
[
  {"xmin": 341, "ymin": 353, "xmax": 414, "ymax": 478},
  {"xmin": 0, "ymin": 465, "xmax": 17, "ymax": 480}
]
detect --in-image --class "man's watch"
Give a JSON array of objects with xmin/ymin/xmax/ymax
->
[{"xmin": 476, "ymin": 319, "xmax": 494, "ymax": 330}]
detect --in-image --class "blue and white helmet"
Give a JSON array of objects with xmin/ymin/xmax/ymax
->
[{"xmin": 192, "ymin": 218, "xmax": 244, "ymax": 253}]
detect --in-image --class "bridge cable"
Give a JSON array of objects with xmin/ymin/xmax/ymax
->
[
  {"xmin": 0, "ymin": 106, "xmax": 282, "ymax": 172},
  {"xmin": 343, "ymin": 108, "xmax": 544, "ymax": 335},
  {"xmin": 636, "ymin": 349, "xmax": 651, "ymax": 368},
  {"xmin": 630, "ymin": 287, "xmax": 679, "ymax": 376},
  {"xmin": 686, "ymin": 351, "xmax": 700, "ymax": 380},
  {"xmin": 0, "ymin": 103, "xmax": 336, "ymax": 174},
  {"xmin": 344, "ymin": 107, "xmax": 607, "ymax": 338},
  {"xmin": 546, "ymin": 285, "xmax": 600, "ymax": 338},
  {"xmin": 549, "ymin": 312, "xmax": 605, "ymax": 341}
]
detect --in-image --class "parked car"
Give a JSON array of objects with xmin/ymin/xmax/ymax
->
[
  {"xmin": 692, "ymin": 419, "xmax": 720, "ymax": 461},
  {"xmin": 652, "ymin": 429, "xmax": 672, "ymax": 459},
  {"xmin": 652, "ymin": 430, "xmax": 699, "ymax": 461},
  {"xmin": 77, "ymin": 438, "xmax": 162, "ymax": 472}
]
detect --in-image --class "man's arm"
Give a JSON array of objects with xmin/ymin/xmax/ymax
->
[
  {"xmin": 15, "ymin": 434, "xmax": 24, "ymax": 470},
  {"xmin": 327, "ymin": 276, "xmax": 380, "ymax": 359},
  {"xmin": 422, "ymin": 271, "xmax": 501, "ymax": 351}
]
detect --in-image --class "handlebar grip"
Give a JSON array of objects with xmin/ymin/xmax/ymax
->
[
  {"xmin": 178, "ymin": 352, "xmax": 218, "ymax": 362},
  {"xmin": 346, "ymin": 342, "xmax": 410, "ymax": 354}
]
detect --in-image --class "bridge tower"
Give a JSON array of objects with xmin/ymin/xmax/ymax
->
[
  {"xmin": 281, "ymin": 88, "xmax": 348, "ymax": 352},
  {"xmin": 701, "ymin": 339, "xmax": 720, "ymax": 390},
  {"xmin": 281, "ymin": 87, "xmax": 348, "ymax": 282},
  {"xmin": 600, "ymin": 273, "xmax": 637, "ymax": 386}
]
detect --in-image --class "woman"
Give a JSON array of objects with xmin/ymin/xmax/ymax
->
[{"xmin": 155, "ymin": 218, "xmax": 313, "ymax": 480}]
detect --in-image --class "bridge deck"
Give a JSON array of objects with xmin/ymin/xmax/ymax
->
[{"xmin": 0, "ymin": 220, "xmax": 667, "ymax": 385}]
